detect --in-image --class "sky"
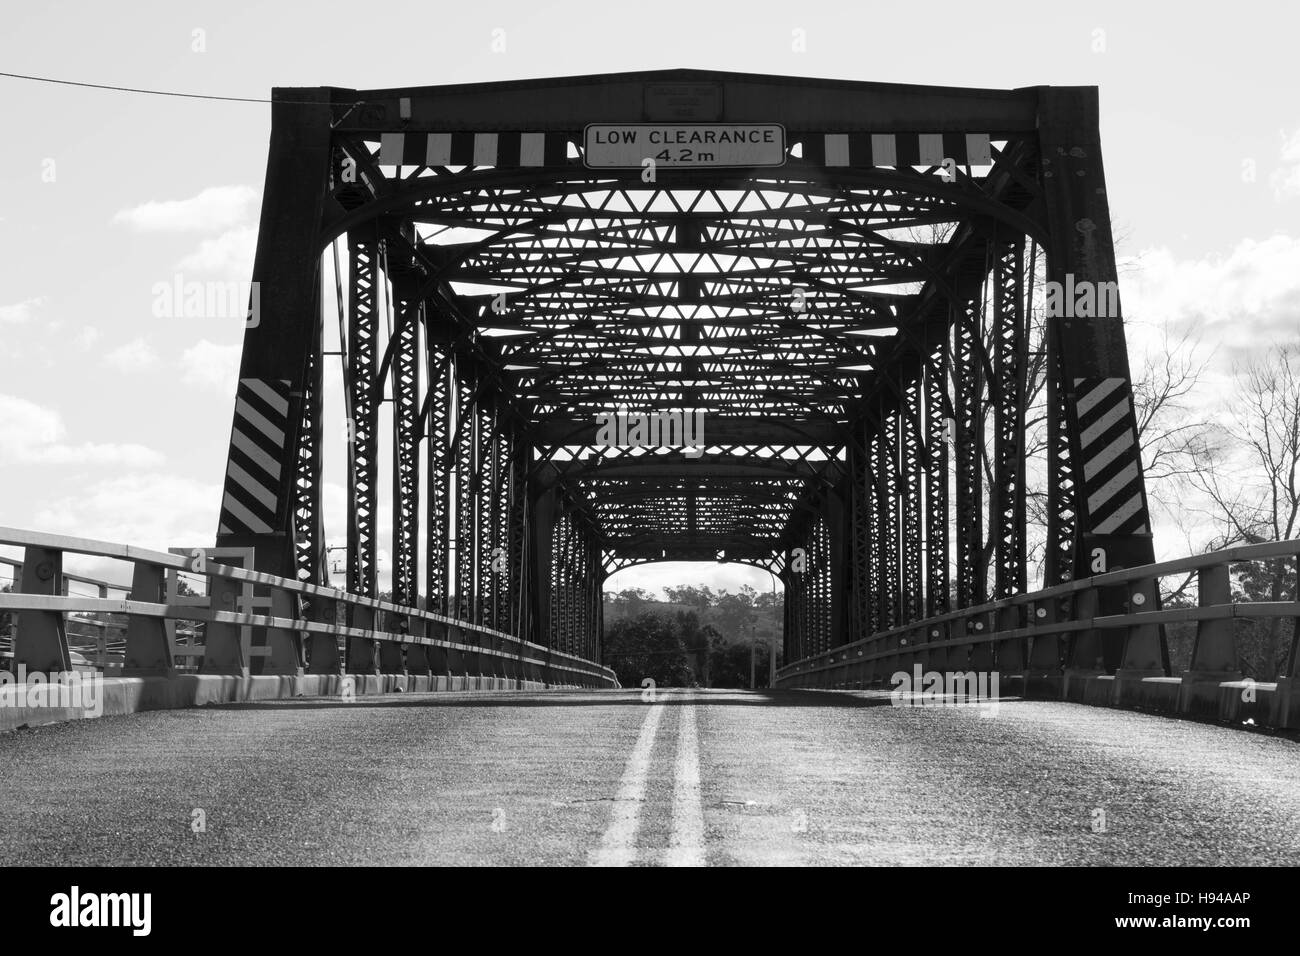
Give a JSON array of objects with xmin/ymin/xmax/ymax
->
[{"xmin": 1, "ymin": 0, "xmax": 1298, "ymax": 596}]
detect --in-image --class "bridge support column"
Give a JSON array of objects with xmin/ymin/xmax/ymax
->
[
  {"xmin": 214, "ymin": 89, "xmax": 334, "ymax": 587},
  {"xmin": 1037, "ymin": 87, "xmax": 1160, "ymax": 671}
]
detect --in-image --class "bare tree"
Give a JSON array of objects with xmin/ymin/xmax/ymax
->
[
  {"xmin": 979, "ymin": 240, "xmax": 1211, "ymax": 589},
  {"xmin": 1189, "ymin": 343, "xmax": 1300, "ymax": 676},
  {"xmin": 1131, "ymin": 324, "xmax": 1217, "ymax": 502}
]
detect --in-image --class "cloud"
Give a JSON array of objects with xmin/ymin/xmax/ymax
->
[
  {"xmin": 1120, "ymin": 234, "xmax": 1300, "ymax": 357},
  {"xmin": 72, "ymin": 326, "xmax": 101, "ymax": 350},
  {"xmin": 0, "ymin": 296, "xmax": 47, "ymax": 324},
  {"xmin": 0, "ymin": 394, "xmax": 164, "ymax": 467},
  {"xmin": 179, "ymin": 340, "xmax": 242, "ymax": 390},
  {"xmin": 112, "ymin": 185, "xmax": 259, "ymax": 233},
  {"xmin": 174, "ymin": 225, "xmax": 258, "ymax": 277},
  {"xmin": 30, "ymin": 474, "xmax": 222, "ymax": 568},
  {"xmin": 103, "ymin": 338, "xmax": 160, "ymax": 372},
  {"xmin": 1271, "ymin": 128, "xmax": 1300, "ymax": 202}
]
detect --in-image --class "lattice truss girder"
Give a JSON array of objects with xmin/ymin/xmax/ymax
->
[{"xmin": 323, "ymin": 138, "xmax": 1046, "ymax": 568}]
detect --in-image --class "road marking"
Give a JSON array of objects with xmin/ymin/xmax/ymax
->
[
  {"xmin": 666, "ymin": 699, "xmax": 705, "ymax": 866},
  {"xmin": 589, "ymin": 701, "xmax": 665, "ymax": 866}
]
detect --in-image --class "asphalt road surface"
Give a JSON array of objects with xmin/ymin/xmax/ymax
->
[{"xmin": 1, "ymin": 688, "xmax": 1298, "ymax": 866}]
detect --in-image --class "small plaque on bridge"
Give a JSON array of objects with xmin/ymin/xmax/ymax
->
[
  {"xmin": 584, "ymin": 124, "xmax": 786, "ymax": 169},
  {"xmin": 643, "ymin": 83, "xmax": 723, "ymax": 121}
]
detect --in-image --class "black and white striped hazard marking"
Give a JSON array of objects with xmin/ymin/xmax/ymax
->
[
  {"xmin": 804, "ymin": 132, "xmax": 992, "ymax": 167},
  {"xmin": 1074, "ymin": 377, "xmax": 1148, "ymax": 536},
  {"xmin": 376, "ymin": 130, "xmax": 992, "ymax": 170},
  {"xmin": 218, "ymin": 378, "xmax": 291, "ymax": 536},
  {"xmin": 380, "ymin": 131, "xmax": 568, "ymax": 168}
]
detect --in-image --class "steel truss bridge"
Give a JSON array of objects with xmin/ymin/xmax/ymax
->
[
  {"xmin": 219, "ymin": 69, "xmax": 1152, "ymax": 669},
  {"xmin": 2, "ymin": 70, "xmax": 1296, "ymax": 728}
]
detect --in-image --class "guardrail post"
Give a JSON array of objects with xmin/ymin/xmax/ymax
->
[
  {"xmin": 489, "ymin": 637, "xmax": 509, "ymax": 690},
  {"xmin": 1187, "ymin": 563, "xmax": 1239, "ymax": 676},
  {"xmin": 1114, "ymin": 575, "xmax": 1168, "ymax": 709},
  {"xmin": 1066, "ymin": 587, "xmax": 1104, "ymax": 668},
  {"xmin": 347, "ymin": 605, "xmax": 379, "ymax": 678},
  {"xmin": 305, "ymin": 597, "xmax": 342, "ymax": 675},
  {"xmin": 199, "ymin": 559, "xmax": 247, "ymax": 677},
  {"xmin": 500, "ymin": 637, "xmax": 521, "ymax": 689},
  {"xmin": 123, "ymin": 560, "xmax": 174, "ymax": 675},
  {"xmin": 895, "ymin": 629, "xmax": 915, "ymax": 685},
  {"xmin": 13, "ymin": 545, "xmax": 72, "ymax": 673},
  {"xmin": 406, "ymin": 618, "xmax": 430, "ymax": 681},
  {"xmin": 921, "ymin": 620, "xmax": 946, "ymax": 674},
  {"xmin": 96, "ymin": 583, "xmax": 109, "ymax": 669},
  {"xmin": 949, "ymin": 614, "xmax": 974, "ymax": 672},
  {"xmin": 1278, "ymin": 595, "xmax": 1300, "ymax": 728},
  {"xmin": 261, "ymin": 587, "xmax": 303, "ymax": 676},
  {"xmin": 445, "ymin": 624, "xmax": 468, "ymax": 690},
  {"xmin": 994, "ymin": 605, "xmax": 1024, "ymax": 688},
  {"xmin": 1180, "ymin": 562, "xmax": 1242, "ymax": 717},
  {"xmin": 1064, "ymin": 586, "xmax": 1104, "ymax": 702},
  {"xmin": 463, "ymin": 632, "xmax": 486, "ymax": 690},
  {"xmin": 968, "ymin": 610, "xmax": 994, "ymax": 673},
  {"xmin": 1116, "ymin": 576, "xmax": 1166, "ymax": 677},
  {"xmin": 1025, "ymin": 597, "xmax": 1064, "ymax": 698},
  {"xmin": 378, "ymin": 616, "xmax": 405, "ymax": 676}
]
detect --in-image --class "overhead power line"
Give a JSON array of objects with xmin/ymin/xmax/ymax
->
[{"xmin": 0, "ymin": 70, "xmax": 339, "ymax": 106}]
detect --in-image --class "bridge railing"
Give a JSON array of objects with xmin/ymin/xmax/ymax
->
[
  {"xmin": 0, "ymin": 527, "xmax": 618, "ymax": 690},
  {"xmin": 0, "ymin": 554, "xmax": 134, "ymax": 669},
  {"xmin": 776, "ymin": 538, "xmax": 1300, "ymax": 726}
]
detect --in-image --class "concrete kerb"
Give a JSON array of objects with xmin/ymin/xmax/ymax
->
[{"xmin": 0, "ymin": 672, "xmax": 571, "ymax": 734}]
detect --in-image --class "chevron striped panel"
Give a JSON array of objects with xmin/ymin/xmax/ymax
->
[
  {"xmin": 1073, "ymin": 377, "xmax": 1148, "ymax": 536},
  {"xmin": 218, "ymin": 378, "xmax": 291, "ymax": 536}
]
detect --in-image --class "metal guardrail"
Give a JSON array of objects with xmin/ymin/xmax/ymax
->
[
  {"xmin": 0, "ymin": 527, "xmax": 619, "ymax": 689},
  {"xmin": 0, "ymin": 554, "xmax": 132, "ymax": 670},
  {"xmin": 776, "ymin": 537, "xmax": 1300, "ymax": 692}
]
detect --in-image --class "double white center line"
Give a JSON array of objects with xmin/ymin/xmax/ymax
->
[
  {"xmin": 589, "ymin": 694, "xmax": 705, "ymax": 866},
  {"xmin": 666, "ymin": 700, "xmax": 705, "ymax": 866}
]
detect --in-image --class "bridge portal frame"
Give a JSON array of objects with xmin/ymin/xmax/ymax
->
[{"xmin": 214, "ymin": 70, "xmax": 1155, "ymax": 673}]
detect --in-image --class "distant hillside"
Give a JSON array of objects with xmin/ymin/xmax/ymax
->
[{"xmin": 601, "ymin": 586, "xmax": 785, "ymax": 688}]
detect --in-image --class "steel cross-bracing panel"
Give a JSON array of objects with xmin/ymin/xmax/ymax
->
[
  {"xmin": 292, "ymin": 324, "xmax": 325, "ymax": 586},
  {"xmin": 991, "ymin": 235, "xmax": 1028, "ymax": 599},
  {"xmin": 900, "ymin": 375, "xmax": 925, "ymax": 623},
  {"xmin": 454, "ymin": 359, "xmax": 477, "ymax": 622},
  {"xmin": 923, "ymin": 344, "xmax": 949, "ymax": 617},
  {"xmin": 346, "ymin": 229, "xmax": 380, "ymax": 598},
  {"xmin": 389, "ymin": 272, "xmax": 422, "ymax": 609},
  {"xmin": 213, "ymin": 70, "xmax": 1158, "ymax": 671},
  {"xmin": 425, "ymin": 338, "xmax": 453, "ymax": 615},
  {"xmin": 952, "ymin": 295, "xmax": 986, "ymax": 609}
]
